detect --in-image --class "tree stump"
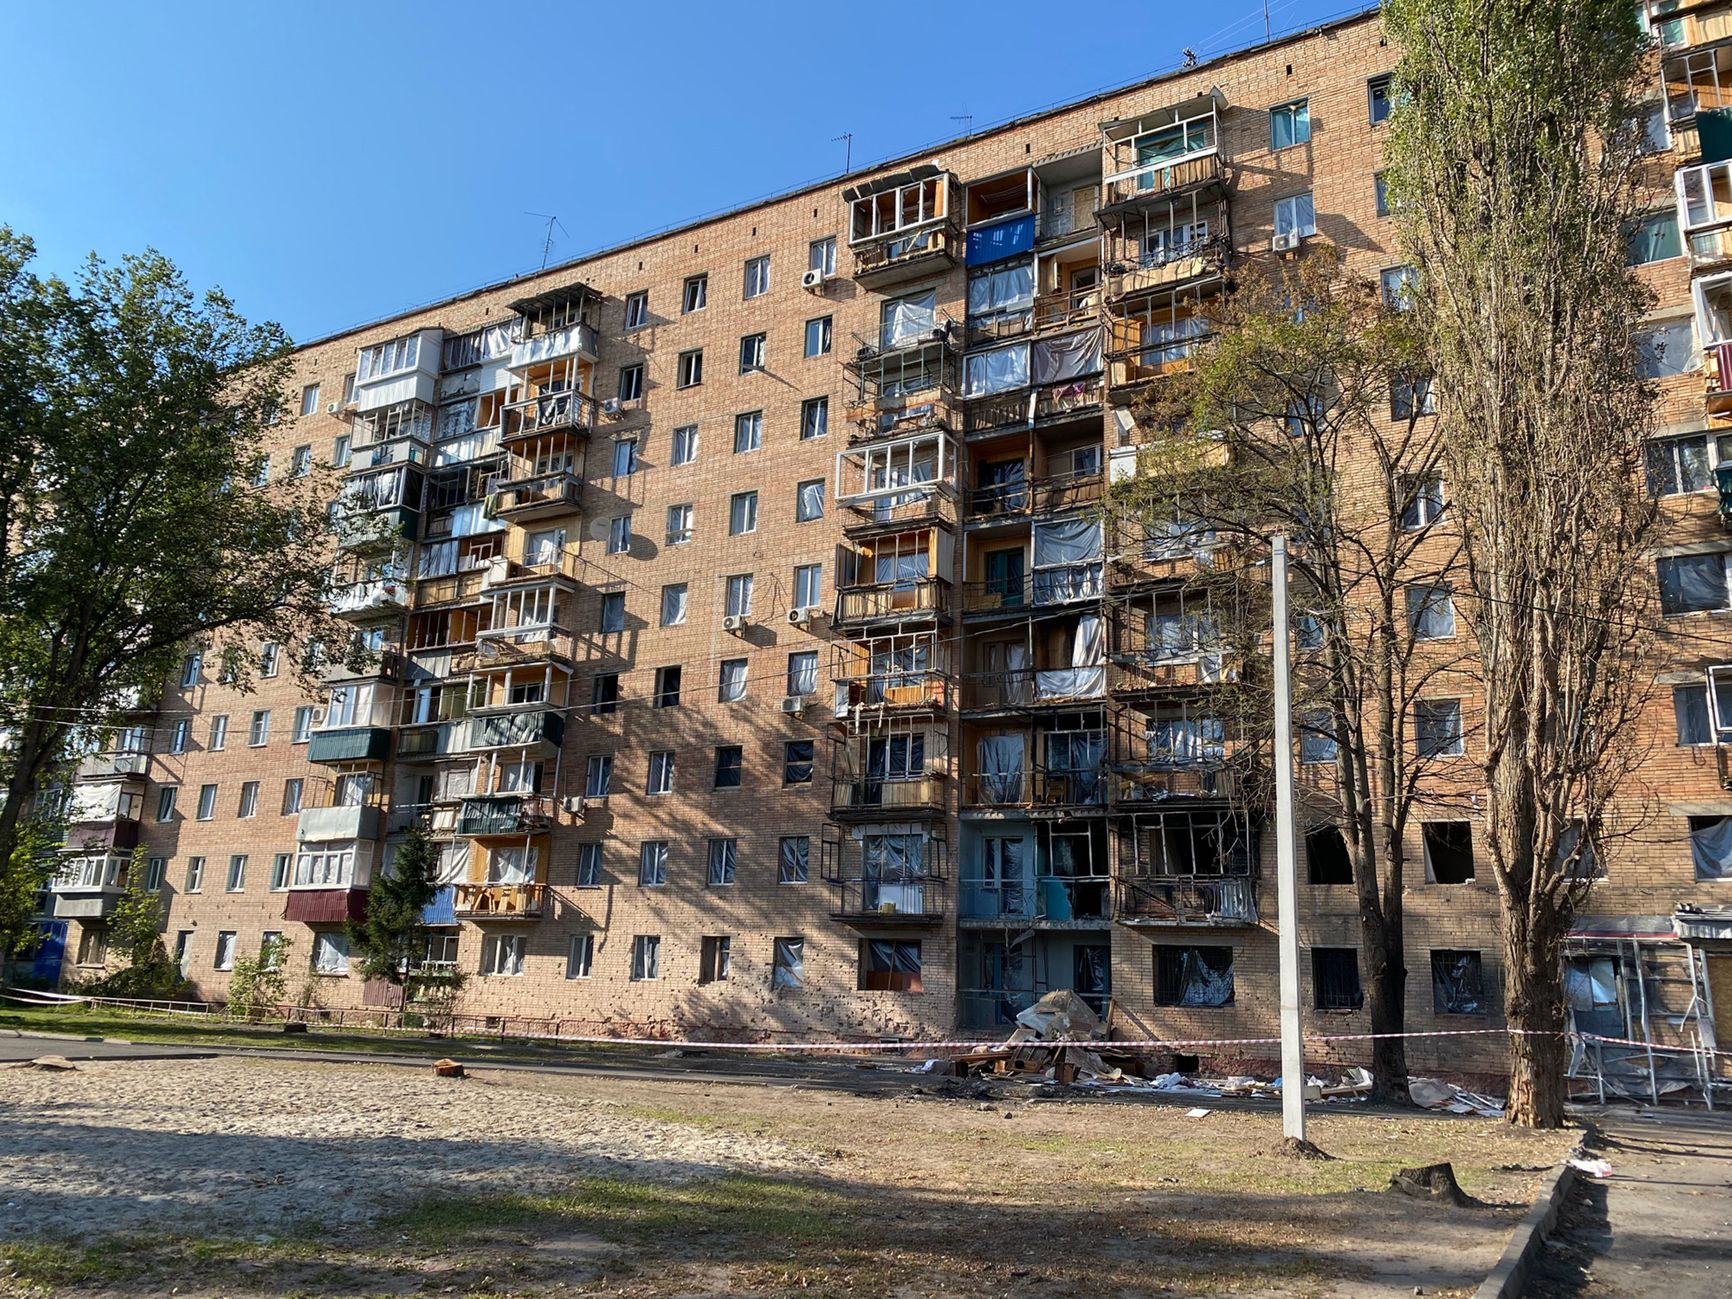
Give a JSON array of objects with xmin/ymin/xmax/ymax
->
[{"xmin": 1388, "ymin": 1162, "xmax": 1474, "ymax": 1206}]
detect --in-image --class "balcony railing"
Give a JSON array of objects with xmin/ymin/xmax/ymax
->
[
  {"xmin": 830, "ymin": 876, "xmax": 945, "ymax": 923},
  {"xmin": 1101, "ymin": 151, "xmax": 1225, "ymax": 208},
  {"xmin": 841, "ymin": 487, "xmax": 958, "ymax": 533},
  {"xmin": 461, "ymin": 709, "xmax": 565, "ymax": 753},
  {"xmin": 455, "ymin": 795, "xmax": 553, "ymax": 837},
  {"xmin": 961, "ymin": 768, "xmax": 1108, "ymax": 810},
  {"xmin": 75, "ymin": 750, "xmax": 149, "ymax": 780},
  {"xmin": 830, "ymin": 776, "xmax": 946, "ymax": 814},
  {"xmin": 326, "ymin": 578, "xmax": 410, "ymax": 619},
  {"xmin": 962, "ymin": 564, "xmax": 1103, "ymax": 614},
  {"xmin": 502, "ymin": 389, "xmax": 598, "ymax": 440},
  {"xmin": 834, "ymin": 577, "xmax": 950, "ymax": 626},
  {"xmin": 963, "ymin": 378, "xmax": 1103, "ymax": 435},
  {"xmin": 1109, "ymin": 653, "xmax": 1227, "ymax": 695},
  {"xmin": 1110, "ymin": 761, "xmax": 1237, "ymax": 804},
  {"xmin": 487, "ymin": 470, "xmax": 583, "ymax": 519},
  {"xmin": 507, "ymin": 322, "xmax": 598, "ymax": 369},
  {"xmin": 969, "ymin": 469, "xmax": 1104, "ymax": 521},
  {"xmin": 1116, "ymin": 875, "xmax": 1258, "ymax": 926},
  {"xmin": 836, "ymin": 674, "xmax": 950, "ymax": 712},
  {"xmin": 851, "ymin": 219, "xmax": 962, "ymax": 286},
  {"xmin": 961, "ymin": 667, "xmax": 1105, "ymax": 711},
  {"xmin": 452, "ymin": 882, "xmax": 546, "ymax": 919}
]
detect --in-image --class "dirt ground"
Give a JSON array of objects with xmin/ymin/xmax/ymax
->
[{"xmin": 0, "ymin": 1054, "xmax": 1576, "ymax": 1298}]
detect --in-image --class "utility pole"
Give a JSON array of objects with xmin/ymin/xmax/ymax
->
[{"xmin": 1270, "ymin": 534, "xmax": 1306, "ymax": 1141}]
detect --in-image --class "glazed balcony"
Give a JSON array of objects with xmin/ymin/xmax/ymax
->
[
  {"xmin": 307, "ymin": 725, "xmax": 393, "ymax": 765},
  {"xmin": 295, "ymin": 803, "xmax": 382, "ymax": 843},
  {"xmin": 50, "ymin": 855, "xmax": 131, "ymax": 920},
  {"xmin": 452, "ymin": 882, "xmax": 546, "ymax": 920},
  {"xmin": 507, "ymin": 322, "xmax": 598, "ymax": 370},
  {"xmin": 326, "ymin": 577, "xmax": 410, "ymax": 620},
  {"xmin": 455, "ymin": 795, "xmax": 554, "ymax": 837},
  {"xmin": 74, "ymin": 749, "xmax": 149, "ymax": 781},
  {"xmin": 460, "ymin": 708, "xmax": 564, "ymax": 754},
  {"xmin": 1115, "ymin": 874, "xmax": 1259, "ymax": 927}
]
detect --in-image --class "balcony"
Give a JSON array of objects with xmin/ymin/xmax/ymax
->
[
  {"xmin": 295, "ymin": 804, "xmax": 381, "ymax": 843},
  {"xmin": 327, "ymin": 578, "xmax": 410, "ymax": 620},
  {"xmin": 842, "ymin": 488, "xmax": 958, "ymax": 536},
  {"xmin": 61, "ymin": 817, "xmax": 141, "ymax": 854},
  {"xmin": 1116, "ymin": 875, "xmax": 1259, "ymax": 927},
  {"xmin": 834, "ymin": 577, "xmax": 951, "ymax": 628},
  {"xmin": 50, "ymin": 855, "xmax": 130, "ymax": 919},
  {"xmin": 503, "ymin": 389, "xmax": 597, "ymax": 442},
  {"xmin": 487, "ymin": 470, "xmax": 583, "ymax": 522},
  {"xmin": 507, "ymin": 322, "xmax": 598, "ymax": 370},
  {"xmin": 453, "ymin": 882, "xmax": 546, "ymax": 920},
  {"xmin": 836, "ymin": 673, "xmax": 950, "ymax": 714},
  {"xmin": 75, "ymin": 750, "xmax": 149, "ymax": 781},
  {"xmin": 455, "ymin": 795, "xmax": 553, "ymax": 837},
  {"xmin": 1105, "ymin": 236, "xmax": 1231, "ymax": 301},
  {"xmin": 830, "ymin": 876, "xmax": 945, "ymax": 925},
  {"xmin": 1709, "ymin": 342, "xmax": 1732, "ymax": 417},
  {"xmin": 821, "ymin": 825, "xmax": 948, "ymax": 923},
  {"xmin": 962, "ymin": 768, "xmax": 1108, "ymax": 813},
  {"xmin": 307, "ymin": 726, "xmax": 393, "ymax": 765},
  {"xmin": 969, "ymin": 468, "xmax": 1105, "ymax": 522},
  {"xmin": 1110, "ymin": 652, "xmax": 1227, "ymax": 697},
  {"xmin": 847, "ymin": 168, "xmax": 962, "ymax": 289},
  {"xmin": 474, "ymin": 627, "xmax": 578, "ymax": 670},
  {"xmin": 461, "ymin": 709, "xmax": 564, "ymax": 754},
  {"xmin": 830, "ymin": 776, "xmax": 946, "ymax": 817},
  {"xmin": 962, "ymin": 667, "xmax": 1105, "ymax": 713},
  {"xmin": 283, "ymin": 888, "xmax": 368, "ymax": 924},
  {"xmin": 1110, "ymin": 761, "xmax": 1238, "ymax": 805},
  {"xmin": 962, "ymin": 564, "xmax": 1104, "ymax": 616},
  {"xmin": 1101, "ymin": 151, "xmax": 1225, "ymax": 211}
]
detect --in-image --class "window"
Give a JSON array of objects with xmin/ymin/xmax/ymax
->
[
  {"xmin": 739, "ymin": 333, "xmax": 766, "ymax": 373},
  {"xmin": 1380, "ymin": 265, "xmax": 1418, "ymax": 310},
  {"xmin": 252, "ymin": 453, "xmax": 271, "ymax": 485},
  {"xmin": 617, "ymin": 364, "xmax": 644, "ymax": 402},
  {"xmin": 1422, "ymin": 822, "xmax": 1475, "ymax": 883},
  {"xmin": 1638, "ymin": 99, "xmax": 1670, "ymax": 154},
  {"xmin": 1390, "ymin": 373, "xmax": 1436, "ymax": 419},
  {"xmin": 169, "ymin": 719, "xmax": 189, "ymax": 754},
  {"xmin": 291, "ymin": 445, "xmax": 312, "ymax": 477},
  {"xmin": 808, "ymin": 236, "xmax": 836, "ymax": 276},
  {"xmin": 717, "ymin": 661, "xmax": 744, "ymax": 703},
  {"xmin": 174, "ymin": 931, "xmax": 193, "ymax": 973},
  {"xmin": 576, "ymin": 842, "xmax": 603, "ymax": 887},
  {"xmin": 156, "ymin": 787, "xmax": 178, "ymax": 822},
  {"xmin": 794, "ymin": 563, "xmax": 823, "ymax": 611},
  {"xmin": 654, "ymin": 666, "xmax": 682, "ymax": 709},
  {"xmin": 358, "ymin": 335, "xmax": 419, "ymax": 381},
  {"xmin": 1658, "ymin": 552, "xmax": 1732, "ymax": 614},
  {"xmin": 1299, "ymin": 710, "xmax": 1338, "ymax": 765},
  {"xmin": 1405, "ymin": 583, "xmax": 1455, "ymax": 640},
  {"xmin": 859, "ymin": 940, "xmax": 923, "ymax": 992},
  {"xmin": 1274, "ymin": 193, "xmax": 1316, "ymax": 239},
  {"xmin": 612, "ymin": 437, "xmax": 639, "ymax": 477},
  {"xmin": 1400, "ymin": 475, "xmax": 1445, "ymax": 530},
  {"xmin": 677, "ymin": 348, "xmax": 704, "ymax": 388},
  {"xmin": 313, "ymin": 932, "xmax": 349, "ymax": 975},
  {"xmin": 1415, "ymin": 699, "xmax": 1465, "ymax": 758},
  {"xmin": 215, "ymin": 931, "xmax": 237, "ymax": 971},
  {"xmin": 706, "ymin": 839, "xmax": 738, "ymax": 886},
  {"xmin": 1674, "ymin": 679, "xmax": 1732, "ymax": 745},
  {"xmin": 270, "ymin": 853, "xmax": 291, "ymax": 891},
  {"xmin": 631, "ymin": 934, "xmax": 661, "ymax": 980},
  {"xmin": 1689, "ymin": 815, "xmax": 1732, "ymax": 879},
  {"xmin": 1313, "ymin": 947, "xmax": 1363, "ymax": 1009},
  {"xmin": 259, "ymin": 642, "xmax": 280, "ymax": 678},
  {"xmin": 591, "ymin": 673, "xmax": 620, "ymax": 715},
  {"xmin": 744, "ymin": 255, "xmax": 770, "ymax": 299},
  {"xmin": 1432, "ymin": 950, "xmax": 1485, "ymax": 1014},
  {"xmin": 247, "ymin": 709, "xmax": 270, "ymax": 747},
  {"xmin": 600, "ymin": 591, "xmax": 627, "ymax": 632},
  {"xmin": 1628, "ymin": 211, "xmax": 1683, "ymax": 265},
  {"xmin": 281, "ymin": 778, "xmax": 303, "ymax": 815},
  {"xmin": 660, "ymin": 583, "xmax": 688, "ymax": 627},
  {"xmin": 237, "ymin": 782, "xmax": 259, "ymax": 819},
  {"xmin": 1306, "ymin": 824, "xmax": 1353, "ymax": 885},
  {"xmin": 225, "ymin": 854, "xmax": 247, "ymax": 892},
  {"xmin": 779, "ymin": 836, "xmax": 810, "ymax": 884},
  {"xmin": 1295, "ymin": 613, "xmax": 1324, "ymax": 650},
  {"xmin": 729, "ymin": 491, "xmax": 758, "ymax": 535},
  {"xmin": 145, "ymin": 857, "xmax": 166, "ymax": 892},
  {"xmin": 733, "ymin": 410, "xmax": 762, "ymax": 452},
  {"xmin": 725, "ymin": 573, "xmax": 754, "ymax": 617},
  {"xmin": 682, "ymin": 274, "xmax": 707, "ymax": 313},
  {"xmin": 1368, "ymin": 74, "xmax": 1394, "ymax": 124},
  {"xmin": 964, "ymin": 342, "xmax": 1030, "ymax": 396},
  {"xmin": 787, "ymin": 650, "xmax": 819, "ymax": 697},
  {"xmin": 624, "ymin": 290, "xmax": 649, "ymax": 330},
  {"xmin": 584, "ymin": 754, "xmax": 613, "ymax": 798},
  {"xmin": 341, "ymin": 372, "xmax": 355, "ymax": 404},
  {"xmin": 180, "ymin": 652, "xmax": 202, "ymax": 688},
  {"xmin": 783, "ymin": 740, "xmax": 814, "ymax": 785},
  {"xmin": 795, "ymin": 478, "xmax": 825, "ymax": 522},
  {"xmin": 772, "ymin": 938, "xmax": 805, "ymax": 989},
  {"xmin": 1647, "ymin": 432, "xmax": 1727, "ymax": 495},
  {"xmin": 75, "ymin": 927, "xmax": 109, "ymax": 968},
  {"xmin": 1374, "ymin": 170, "xmax": 1391, "ymax": 218},
  {"xmin": 647, "ymin": 751, "xmax": 674, "ymax": 796},
  {"xmin": 800, "ymin": 396, "xmax": 829, "ymax": 440},
  {"xmin": 1269, "ymin": 99, "xmax": 1310, "ymax": 148},
  {"xmin": 604, "ymin": 514, "xmax": 631, "ymax": 556},
  {"xmin": 196, "ymin": 784, "xmax": 218, "ymax": 821},
  {"xmin": 1636, "ymin": 321, "xmax": 1700, "ymax": 381},
  {"xmin": 185, "ymin": 856, "xmax": 205, "ymax": 892},
  {"xmin": 700, "ymin": 935, "xmax": 732, "ymax": 984},
  {"xmin": 638, "ymin": 841, "xmax": 669, "ymax": 887},
  {"xmin": 671, "ymin": 424, "xmax": 698, "ymax": 465},
  {"xmin": 567, "ymin": 933, "xmax": 595, "ymax": 978},
  {"xmin": 1155, "ymin": 945, "xmax": 1235, "ymax": 1007},
  {"xmin": 666, "ymin": 504, "xmax": 693, "ymax": 546},
  {"xmin": 209, "ymin": 715, "xmax": 228, "ymax": 751},
  {"xmin": 714, "ymin": 745, "xmax": 743, "ymax": 788},
  {"xmin": 483, "ymin": 934, "xmax": 525, "ymax": 977},
  {"xmin": 300, "ymin": 384, "xmax": 321, "ymax": 417},
  {"xmin": 804, "ymin": 316, "xmax": 832, "ymax": 358},
  {"xmin": 332, "ymin": 434, "xmax": 351, "ymax": 467}
]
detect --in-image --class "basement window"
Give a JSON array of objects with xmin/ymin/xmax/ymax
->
[
  {"xmin": 1422, "ymin": 822, "xmax": 1475, "ymax": 883},
  {"xmin": 1431, "ymin": 949, "xmax": 1485, "ymax": 1015},
  {"xmin": 1306, "ymin": 824, "xmax": 1353, "ymax": 885},
  {"xmin": 1312, "ymin": 948, "xmax": 1363, "ymax": 1010},
  {"xmin": 1154, "ymin": 945, "xmax": 1235, "ymax": 1007}
]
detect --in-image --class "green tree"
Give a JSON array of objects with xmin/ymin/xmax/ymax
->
[
  {"xmin": 0, "ymin": 229, "xmax": 353, "ymax": 947},
  {"xmin": 1114, "ymin": 248, "xmax": 1465, "ymax": 1104},
  {"xmin": 1382, "ymin": 0, "xmax": 1659, "ymax": 1126},
  {"xmin": 82, "ymin": 876, "xmax": 186, "ymax": 998},
  {"xmin": 226, "ymin": 935, "xmax": 290, "ymax": 1022},
  {"xmin": 346, "ymin": 825, "xmax": 442, "ymax": 1016}
]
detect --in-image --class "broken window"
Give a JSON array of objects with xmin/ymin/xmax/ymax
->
[
  {"xmin": 772, "ymin": 938, "xmax": 805, "ymax": 989},
  {"xmin": 860, "ymin": 940, "xmax": 922, "ymax": 992},
  {"xmin": 1306, "ymin": 824, "xmax": 1354, "ymax": 885},
  {"xmin": 1154, "ymin": 945, "xmax": 1235, "ymax": 1007},
  {"xmin": 699, "ymin": 936, "xmax": 731, "ymax": 984},
  {"xmin": 1422, "ymin": 821, "xmax": 1475, "ymax": 883},
  {"xmin": 1430, "ymin": 949, "xmax": 1485, "ymax": 1015},
  {"xmin": 1689, "ymin": 815, "xmax": 1732, "ymax": 880},
  {"xmin": 1312, "ymin": 947, "xmax": 1363, "ymax": 1010}
]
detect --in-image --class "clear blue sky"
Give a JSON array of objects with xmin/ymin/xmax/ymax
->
[{"xmin": 1, "ymin": 0, "xmax": 1359, "ymax": 343}]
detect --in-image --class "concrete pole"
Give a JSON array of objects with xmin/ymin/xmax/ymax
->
[{"xmin": 1270, "ymin": 535, "xmax": 1307, "ymax": 1141}]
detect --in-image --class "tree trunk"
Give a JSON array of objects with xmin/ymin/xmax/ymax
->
[
  {"xmin": 1502, "ymin": 908, "xmax": 1569, "ymax": 1127},
  {"xmin": 1362, "ymin": 913, "xmax": 1411, "ymax": 1104}
]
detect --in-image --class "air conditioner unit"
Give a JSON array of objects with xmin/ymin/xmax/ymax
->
[
  {"xmin": 600, "ymin": 397, "xmax": 623, "ymax": 416},
  {"xmin": 309, "ymin": 706, "xmax": 328, "ymax": 725},
  {"xmin": 325, "ymin": 401, "xmax": 341, "ymax": 415},
  {"xmin": 780, "ymin": 695, "xmax": 805, "ymax": 714},
  {"xmin": 1271, "ymin": 231, "xmax": 1301, "ymax": 253},
  {"xmin": 562, "ymin": 795, "xmax": 588, "ymax": 816},
  {"xmin": 722, "ymin": 614, "xmax": 748, "ymax": 633},
  {"xmin": 801, "ymin": 268, "xmax": 826, "ymax": 291},
  {"xmin": 787, "ymin": 607, "xmax": 811, "ymax": 627}
]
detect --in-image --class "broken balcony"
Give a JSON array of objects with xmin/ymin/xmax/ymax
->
[
  {"xmin": 333, "ymin": 464, "xmax": 422, "ymax": 550},
  {"xmin": 962, "ymin": 612, "xmax": 1107, "ymax": 714},
  {"xmin": 821, "ymin": 825, "xmax": 948, "ymax": 926},
  {"xmin": 846, "ymin": 167, "xmax": 962, "ymax": 288},
  {"xmin": 830, "ymin": 726, "xmax": 948, "ymax": 818},
  {"xmin": 326, "ymin": 575, "xmax": 410, "ymax": 620},
  {"xmin": 962, "ymin": 517, "xmax": 1105, "ymax": 616},
  {"xmin": 506, "ymin": 283, "xmax": 599, "ymax": 369},
  {"xmin": 1114, "ymin": 809, "xmax": 1261, "ymax": 927},
  {"xmin": 833, "ymin": 528, "xmax": 954, "ymax": 629},
  {"xmin": 964, "ymin": 720, "xmax": 1109, "ymax": 813},
  {"xmin": 1099, "ymin": 91, "xmax": 1226, "ymax": 212},
  {"xmin": 1105, "ymin": 288, "xmax": 1216, "ymax": 394},
  {"xmin": 832, "ymin": 634, "xmax": 952, "ymax": 717},
  {"xmin": 835, "ymin": 431, "xmax": 960, "ymax": 535},
  {"xmin": 487, "ymin": 467, "xmax": 583, "ymax": 522},
  {"xmin": 1102, "ymin": 196, "xmax": 1230, "ymax": 301},
  {"xmin": 452, "ymin": 882, "xmax": 546, "ymax": 920},
  {"xmin": 502, "ymin": 388, "xmax": 597, "ymax": 441},
  {"xmin": 968, "ymin": 434, "xmax": 1105, "ymax": 522}
]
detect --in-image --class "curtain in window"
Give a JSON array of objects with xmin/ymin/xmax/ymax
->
[
  {"xmin": 1691, "ymin": 816, "xmax": 1732, "ymax": 879},
  {"xmin": 966, "ymin": 262, "xmax": 1034, "ymax": 318},
  {"xmin": 880, "ymin": 291, "xmax": 937, "ymax": 348},
  {"xmin": 788, "ymin": 654, "xmax": 819, "ymax": 696},
  {"xmin": 798, "ymin": 480, "xmax": 826, "ymax": 520},
  {"xmin": 1275, "ymin": 193, "xmax": 1317, "ymax": 237},
  {"xmin": 1660, "ymin": 553, "xmax": 1729, "ymax": 613},
  {"xmin": 977, "ymin": 735, "xmax": 1026, "ymax": 803},
  {"xmin": 1031, "ymin": 519, "xmax": 1103, "ymax": 602},
  {"xmin": 964, "ymin": 344, "xmax": 1031, "ymax": 396},
  {"xmin": 1045, "ymin": 732, "xmax": 1105, "ymax": 803},
  {"xmin": 1176, "ymin": 948, "xmax": 1236, "ymax": 1006},
  {"xmin": 874, "ymin": 551, "xmax": 929, "ymax": 585},
  {"xmin": 779, "ymin": 836, "xmax": 808, "ymax": 882},
  {"xmin": 662, "ymin": 586, "xmax": 688, "ymax": 625},
  {"xmin": 1031, "ymin": 328, "xmax": 1104, "ymax": 385},
  {"xmin": 965, "ymin": 214, "xmax": 1036, "ymax": 266},
  {"xmin": 1035, "ymin": 614, "xmax": 1105, "ymax": 699},
  {"xmin": 1148, "ymin": 717, "xmax": 1224, "ymax": 766},
  {"xmin": 772, "ymin": 938, "xmax": 804, "ymax": 988}
]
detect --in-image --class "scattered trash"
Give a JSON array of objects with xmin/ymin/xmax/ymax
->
[
  {"xmin": 1568, "ymin": 1157, "xmax": 1613, "ymax": 1179},
  {"xmin": 1185, "ymin": 1107, "xmax": 1211, "ymax": 1118},
  {"xmin": 1409, "ymin": 1076, "xmax": 1505, "ymax": 1117},
  {"xmin": 432, "ymin": 1058, "xmax": 465, "ymax": 1079},
  {"xmin": 1008, "ymin": 989, "xmax": 1107, "ymax": 1043},
  {"xmin": 18, "ymin": 1055, "xmax": 77, "ymax": 1072}
]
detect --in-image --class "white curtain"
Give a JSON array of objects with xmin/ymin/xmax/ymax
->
[
  {"xmin": 1035, "ymin": 614, "xmax": 1105, "ymax": 699},
  {"xmin": 1005, "ymin": 642, "xmax": 1031, "ymax": 705},
  {"xmin": 881, "ymin": 290, "xmax": 937, "ymax": 348},
  {"xmin": 1691, "ymin": 816, "xmax": 1732, "ymax": 879},
  {"xmin": 964, "ymin": 343, "xmax": 1030, "ymax": 396},
  {"xmin": 967, "ymin": 262, "xmax": 1034, "ymax": 318}
]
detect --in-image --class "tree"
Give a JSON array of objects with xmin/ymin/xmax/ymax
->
[
  {"xmin": 81, "ymin": 876, "xmax": 187, "ymax": 998},
  {"xmin": 0, "ymin": 230, "xmax": 353, "ymax": 941},
  {"xmin": 1113, "ymin": 248, "xmax": 1467, "ymax": 1103},
  {"xmin": 345, "ymin": 824, "xmax": 442, "ymax": 1016},
  {"xmin": 226, "ymin": 935, "xmax": 291, "ymax": 1022},
  {"xmin": 1382, "ymin": 0, "xmax": 1659, "ymax": 1126}
]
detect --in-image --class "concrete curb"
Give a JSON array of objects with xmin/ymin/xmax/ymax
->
[{"xmin": 1473, "ymin": 1133, "xmax": 1591, "ymax": 1299}]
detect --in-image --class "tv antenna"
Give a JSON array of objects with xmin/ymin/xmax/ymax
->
[
  {"xmin": 833, "ymin": 132, "xmax": 853, "ymax": 174},
  {"xmin": 951, "ymin": 112, "xmax": 973, "ymax": 137},
  {"xmin": 525, "ymin": 211, "xmax": 569, "ymax": 271}
]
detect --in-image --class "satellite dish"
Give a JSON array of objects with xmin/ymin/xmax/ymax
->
[{"xmin": 586, "ymin": 515, "xmax": 614, "ymax": 542}]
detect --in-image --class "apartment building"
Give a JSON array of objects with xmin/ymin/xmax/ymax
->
[{"xmin": 29, "ymin": 5, "xmax": 1732, "ymax": 1091}]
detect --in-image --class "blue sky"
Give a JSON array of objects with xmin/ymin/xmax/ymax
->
[{"xmin": 1, "ymin": 0, "xmax": 1359, "ymax": 342}]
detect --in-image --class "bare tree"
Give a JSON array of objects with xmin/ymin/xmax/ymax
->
[
  {"xmin": 1113, "ymin": 248, "xmax": 1469, "ymax": 1103},
  {"xmin": 1382, "ymin": 0, "xmax": 1660, "ymax": 1125}
]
